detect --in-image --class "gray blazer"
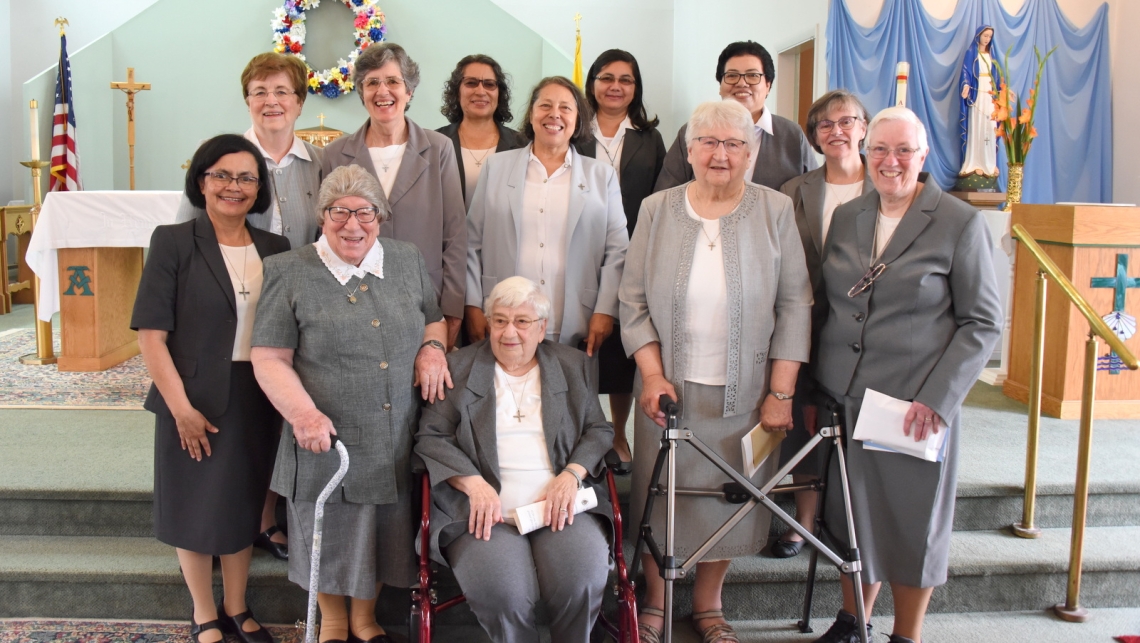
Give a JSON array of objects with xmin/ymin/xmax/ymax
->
[
  {"xmin": 252, "ymin": 239, "xmax": 443, "ymax": 505},
  {"xmin": 815, "ymin": 174, "xmax": 1002, "ymax": 425},
  {"xmin": 322, "ymin": 118, "xmax": 467, "ymax": 318},
  {"xmin": 619, "ymin": 183, "xmax": 812, "ymax": 416},
  {"xmin": 465, "ymin": 145, "xmax": 629, "ymax": 348},
  {"xmin": 174, "ymin": 140, "xmax": 323, "ymax": 251},
  {"xmin": 414, "ymin": 340, "xmax": 615, "ymax": 564},
  {"xmin": 654, "ymin": 113, "xmax": 818, "ymax": 193}
]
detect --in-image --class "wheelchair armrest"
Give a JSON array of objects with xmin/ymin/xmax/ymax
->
[{"xmin": 411, "ymin": 453, "xmax": 428, "ymax": 475}]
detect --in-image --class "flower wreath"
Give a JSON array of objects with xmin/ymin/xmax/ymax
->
[{"xmin": 271, "ymin": 0, "xmax": 387, "ymax": 99}]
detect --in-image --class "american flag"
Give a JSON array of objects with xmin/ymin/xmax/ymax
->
[{"xmin": 49, "ymin": 34, "xmax": 80, "ymax": 192}]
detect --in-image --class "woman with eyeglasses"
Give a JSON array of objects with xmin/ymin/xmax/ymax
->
[
  {"xmin": 655, "ymin": 40, "xmax": 816, "ymax": 193},
  {"xmin": 251, "ymin": 164, "xmax": 451, "ymax": 643},
  {"xmin": 436, "ymin": 54, "xmax": 528, "ymax": 208},
  {"xmin": 576, "ymin": 49, "xmax": 666, "ymax": 466},
  {"xmin": 322, "ymin": 43, "xmax": 467, "ymax": 349},
  {"xmin": 811, "ymin": 106, "xmax": 1001, "ymax": 643},
  {"xmin": 133, "ymin": 134, "xmax": 291, "ymax": 643},
  {"xmin": 769, "ymin": 89, "xmax": 872, "ymax": 560},
  {"xmin": 620, "ymin": 100, "xmax": 811, "ymax": 643}
]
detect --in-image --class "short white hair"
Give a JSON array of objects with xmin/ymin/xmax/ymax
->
[
  {"xmin": 866, "ymin": 106, "xmax": 929, "ymax": 152},
  {"xmin": 484, "ymin": 276, "xmax": 552, "ymax": 320},
  {"xmin": 686, "ymin": 100, "xmax": 758, "ymax": 153}
]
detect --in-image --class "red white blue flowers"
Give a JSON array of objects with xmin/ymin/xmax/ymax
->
[{"xmin": 271, "ymin": 0, "xmax": 387, "ymax": 98}]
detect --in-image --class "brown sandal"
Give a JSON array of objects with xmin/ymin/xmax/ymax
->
[
  {"xmin": 692, "ymin": 610, "xmax": 739, "ymax": 643},
  {"xmin": 637, "ymin": 607, "xmax": 665, "ymax": 643}
]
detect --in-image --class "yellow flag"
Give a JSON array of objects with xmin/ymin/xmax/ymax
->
[{"xmin": 572, "ymin": 14, "xmax": 583, "ymax": 89}]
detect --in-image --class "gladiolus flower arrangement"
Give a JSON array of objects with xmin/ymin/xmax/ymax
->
[{"xmin": 990, "ymin": 45, "xmax": 1056, "ymax": 164}]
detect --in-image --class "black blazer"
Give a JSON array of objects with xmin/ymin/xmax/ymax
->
[
  {"xmin": 576, "ymin": 126, "xmax": 666, "ymax": 235},
  {"xmin": 131, "ymin": 212, "xmax": 291, "ymax": 419},
  {"xmin": 436, "ymin": 121, "xmax": 529, "ymax": 202}
]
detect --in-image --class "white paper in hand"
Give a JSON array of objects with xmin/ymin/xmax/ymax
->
[
  {"xmin": 852, "ymin": 389, "xmax": 948, "ymax": 462},
  {"xmin": 511, "ymin": 487, "xmax": 599, "ymax": 535}
]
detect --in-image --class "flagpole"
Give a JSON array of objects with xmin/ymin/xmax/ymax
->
[{"xmin": 20, "ymin": 98, "xmax": 56, "ymax": 365}]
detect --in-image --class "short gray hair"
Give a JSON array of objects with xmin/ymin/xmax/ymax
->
[
  {"xmin": 866, "ymin": 106, "xmax": 929, "ymax": 152},
  {"xmin": 686, "ymin": 100, "xmax": 758, "ymax": 154},
  {"xmin": 353, "ymin": 43, "xmax": 421, "ymax": 108},
  {"xmin": 316, "ymin": 165, "xmax": 390, "ymax": 224},
  {"xmin": 484, "ymin": 276, "xmax": 552, "ymax": 320}
]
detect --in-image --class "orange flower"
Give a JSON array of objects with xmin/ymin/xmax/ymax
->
[
  {"xmin": 993, "ymin": 104, "xmax": 1008, "ymax": 122},
  {"xmin": 1029, "ymin": 126, "xmax": 1038, "ymax": 138},
  {"xmin": 1018, "ymin": 109, "xmax": 1032, "ymax": 124}
]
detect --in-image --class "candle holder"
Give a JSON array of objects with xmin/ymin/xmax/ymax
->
[{"xmin": 18, "ymin": 159, "xmax": 57, "ymax": 366}]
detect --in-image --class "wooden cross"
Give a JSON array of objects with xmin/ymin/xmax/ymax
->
[{"xmin": 110, "ymin": 68, "xmax": 151, "ymax": 190}]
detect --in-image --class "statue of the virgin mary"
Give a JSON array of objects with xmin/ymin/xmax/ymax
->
[{"xmin": 957, "ymin": 25, "xmax": 1000, "ymax": 189}]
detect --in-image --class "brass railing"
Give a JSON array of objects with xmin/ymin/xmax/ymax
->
[{"xmin": 1009, "ymin": 223, "xmax": 1138, "ymax": 623}]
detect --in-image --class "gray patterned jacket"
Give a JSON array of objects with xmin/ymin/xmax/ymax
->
[{"xmin": 619, "ymin": 182, "xmax": 812, "ymax": 416}]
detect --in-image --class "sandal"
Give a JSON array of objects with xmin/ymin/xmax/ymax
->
[
  {"xmin": 692, "ymin": 610, "xmax": 739, "ymax": 643},
  {"xmin": 637, "ymin": 606, "xmax": 666, "ymax": 643}
]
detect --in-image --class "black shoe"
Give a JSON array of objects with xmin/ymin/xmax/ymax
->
[
  {"xmin": 770, "ymin": 537, "xmax": 806, "ymax": 558},
  {"xmin": 254, "ymin": 526, "xmax": 288, "ymax": 560},
  {"xmin": 811, "ymin": 610, "xmax": 872, "ymax": 643},
  {"xmin": 218, "ymin": 604, "xmax": 275, "ymax": 643},
  {"xmin": 888, "ymin": 636, "xmax": 916, "ymax": 643},
  {"xmin": 190, "ymin": 612, "xmax": 224, "ymax": 643}
]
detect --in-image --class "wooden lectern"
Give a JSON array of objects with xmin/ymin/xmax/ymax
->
[
  {"xmin": 55, "ymin": 247, "xmax": 143, "ymax": 371},
  {"xmin": 1004, "ymin": 204, "xmax": 1140, "ymax": 418}
]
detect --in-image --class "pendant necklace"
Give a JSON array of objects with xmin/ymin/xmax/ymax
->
[
  {"xmin": 220, "ymin": 242, "xmax": 251, "ymax": 300},
  {"xmin": 376, "ymin": 147, "xmax": 402, "ymax": 173},
  {"xmin": 465, "ymin": 147, "xmax": 492, "ymax": 168},
  {"xmin": 345, "ymin": 281, "xmax": 361, "ymax": 304},
  {"xmin": 700, "ymin": 220, "xmax": 722, "ymax": 251},
  {"xmin": 507, "ymin": 367, "xmax": 533, "ymax": 422}
]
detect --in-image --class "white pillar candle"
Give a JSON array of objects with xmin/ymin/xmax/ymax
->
[
  {"xmin": 29, "ymin": 99, "xmax": 41, "ymax": 161},
  {"xmin": 895, "ymin": 62, "xmax": 910, "ymax": 108}
]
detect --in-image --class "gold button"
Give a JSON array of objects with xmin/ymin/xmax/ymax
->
[
  {"xmin": 380, "ymin": 361, "xmax": 389, "ymax": 370},
  {"xmin": 383, "ymin": 403, "xmax": 392, "ymax": 411},
  {"xmin": 371, "ymin": 319, "xmax": 380, "ymax": 327},
  {"xmin": 359, "ymin": 284, "xmax": 369, "ymax": 292},
  {"xmin": 539, "ymin": 243, "xmax": 544, "ymax": 248}
]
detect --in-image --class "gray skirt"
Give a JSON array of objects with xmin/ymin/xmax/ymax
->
[
  {"xmin": 629, "ymin": 380, "xmax": 778, "ymax": 561},
  {"xmin": 287, "ymin": 493, "xmax": 416, "ymax": 598}
]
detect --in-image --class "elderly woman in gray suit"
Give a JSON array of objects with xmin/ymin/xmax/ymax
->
[
  {"xmin": 620, "ymin": 100, "xmax": 811, "ymax": 643},
  {"xmin": 465, "ymin": 76, "xmax": 628, "ymax": 356},
  {"xmin": 321, "ymin": 43, "xmax": 466, "ymax": 348},
  {"xmin": 770, "ymin": 89, "xmax": 872, "ymax": 559},
  {"xmin": 251, "ymin": 165, "xmax": 452, "ymax": 643},
  {"xmin": 811, "ymin": 107, "xmax": 1001, "ymax": 643},
  {"xmin": 416, "ymin": 276, "xmax": 615, "ymax": 643}
]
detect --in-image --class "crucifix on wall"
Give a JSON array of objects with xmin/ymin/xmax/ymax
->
[{"xmin": 110, "ymin": 68, "xmax": 150, "ymax": 190}]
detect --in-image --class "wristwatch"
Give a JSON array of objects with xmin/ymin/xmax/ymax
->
[
  {"xmin": 768, "ymin": 390, "xmax": 793, "ymax": 401},
  {"xmin": 420, "ymin": 339, "xmax": 445, "ymax": 352}
]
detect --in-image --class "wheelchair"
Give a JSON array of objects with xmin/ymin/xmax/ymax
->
[{"xmin": 409, "ymin": 450, "xmax": 639, "ymax": 643}]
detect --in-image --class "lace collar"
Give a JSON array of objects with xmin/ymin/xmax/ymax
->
[{"xmin": 314, "ymin": 235, "xmax": 384, "ymax": 285}]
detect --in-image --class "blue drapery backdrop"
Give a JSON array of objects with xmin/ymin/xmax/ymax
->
[{"xmin": 826, "ymin": 0, "xmax": 1112, "ymax": 204}]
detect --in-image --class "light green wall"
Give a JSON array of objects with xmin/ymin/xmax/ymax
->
[{"xmin": 23, "ymin": 0, "xmax": 571, "ymax": 192}]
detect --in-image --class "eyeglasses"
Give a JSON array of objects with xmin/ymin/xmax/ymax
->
[
  {"xmin": 248, "ymin": 88, "xmax": 297, "ymax": 101},
  {"xmin": 848, "ymin": 263, "xmax": 887, "ymax": 297},
  {"xmin": 816, "ymin": 116, "xmax": 863, "ymax": 133},
  {"xmin": 461, "ymin": 77, "xmax": 499, "ymax": 90},
  {"xmin": 203, "ymin": 171, "xmax": 260, "ymax": 189},
  {"xmin": 721, "ymin": 71, "xmax": 765, "ymax": 85},
  {"xmin": 595, "ymin": 74, "xmax": 635, "ymax": 86},
  {"xmin": 490, "ymin": 316, "xmax": 540, "ymax": 330},
  {"xmin": 363, "ymin": 77, "xmax": 406, "ymax": 90},
  {"xmin": 326, "ymin": 206, "xmax": 380, "ymax": 223},
  {"xmin": 867, "ymin": 145, "xmax": 919, "ymax": 160},
  {"xmin": 693, "ymin": 136, "xmax": 749, "ymax": 155}
]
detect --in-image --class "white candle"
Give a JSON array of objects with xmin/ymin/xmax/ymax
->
[
  {"xmin": 895, "ymin": 62, "xmax": 910, "ymax": 108},
  {"xmin": 29, "ymin": 99, "xmax": 40, "ymax": 161}
]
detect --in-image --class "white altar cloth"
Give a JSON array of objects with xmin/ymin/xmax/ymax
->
[{"xmin": 26, "ymin": 191, "xmax": 187, "ymax": 321}]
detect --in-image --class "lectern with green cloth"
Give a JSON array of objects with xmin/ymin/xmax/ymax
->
[{"xmin": 1004, "ymin": 204, "xmax": 1140, "ymax": 418}]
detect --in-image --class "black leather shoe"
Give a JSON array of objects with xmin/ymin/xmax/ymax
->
[
  {"xmin": 812, "ymin": 609, "xmax": 872, "ymax": 643},
  {"xmin": 254, "ymin": 526, "xmax": 288, "ymax": 560},
  {"xmin": 771, "ymin": 537, "xmax": 806, "ymax": 558},
  {"xmin": 219, "ymin": 604, "xmax": 275, "ymax": 643},
  {"xmin": 347, "ymin": 634, "xmax": 394, "ymax": 643},
  {"xmin": 888, "ymin": 635, "xmax": 916, "ymax": 643},
  {"xmin": 190, "ymin": 612, "xmax": 223, "ymax": 643}
]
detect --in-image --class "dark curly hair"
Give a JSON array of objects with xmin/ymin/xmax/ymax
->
[
  {"xmin": 184, "ymin": 134, "xmax": 272, "ymax": 214},
  {"xmin": 585, "ymin": 49, "xmax": 659, "ymax": 132},
  {"xmin": 716, "ymin": 40, "xmax": 775, "ymax": 87},
  {"xmin": 521, "ymin": 76, "xmax": 594, "ymax": 146},
  {"xmin": 440, "ymin": 54, "xmax": 513, "ymax": 125}
]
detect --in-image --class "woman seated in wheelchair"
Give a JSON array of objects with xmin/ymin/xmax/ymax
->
[{"xmin": 415, "ymin": 276, "xmax": 616, "ymax": 643}]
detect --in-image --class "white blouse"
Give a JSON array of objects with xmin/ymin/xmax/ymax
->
[
  {"xmin": 461, "ymin": 146, "xmax": 497, "ymax": 208},
  {"xmin": 874, "ymin": 211, "xmax": 904, "ymax": 263},
  {"xmin": 683, "ymin": 193, "xmax": 728, "ymax": 385},
  {"xmin": 218, "ymin": 243, "xmax": 263, "ymax": 361},
  {"xmin": 822, "ymin": 181, "xmax": 864, "ymax": 246},
  {"xmin": 368, "ymin": 143, "xmax": 407, "ymax": 198},
  {"xmin": 591, "ymin": 116, "xmax": 631, "ymax": 185},
  {"xmin": 517, "ymin": 146, "xmax": 573, "ymax": 340},
  {"xmin": 493, "ymin": 363, "xmax": 555, "ymax": 523}
]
